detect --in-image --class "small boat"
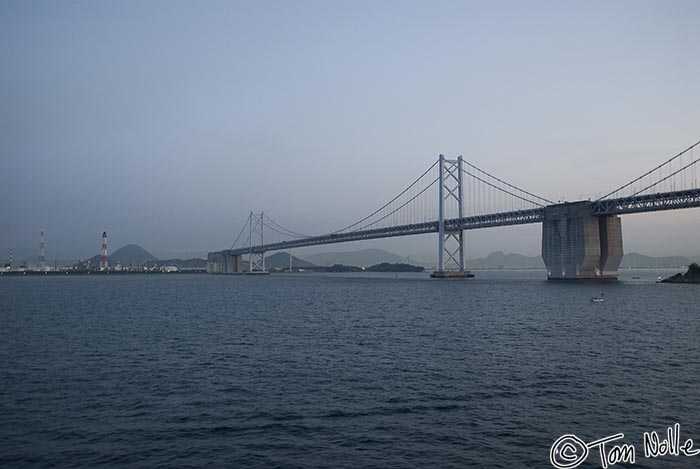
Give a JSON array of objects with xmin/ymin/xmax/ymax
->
[{"xmin": 591, "ymin": 291, "xmax": 605, "ymax": 303}]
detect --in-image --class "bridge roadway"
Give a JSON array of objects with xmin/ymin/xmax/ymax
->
[
  {"xmin": 226, "ymin": 208, "xmax": 545, "ymax": 256},
  {"xmin": 224, "ymin": 188, "xmax": 700, "ymax": 257},
  {"xmin": 592, "ymin": 188, "xmax": 700, "ymax": 216}
]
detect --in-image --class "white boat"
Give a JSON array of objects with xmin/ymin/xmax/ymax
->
[{"xmin": 592, "ymin": 291, "xmax": 605, "ymax": 303}]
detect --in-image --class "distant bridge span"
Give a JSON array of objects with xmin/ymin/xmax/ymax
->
[
  {"xmin": 209, "ymin": 141, "xmax": 700, "ymax": 279},
  {"xmin": 225, "ymin": 208, "xmax": 545, "ymax": 256}
]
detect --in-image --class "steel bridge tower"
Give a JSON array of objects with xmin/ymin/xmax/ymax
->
[
  {"xmin": 432, "ymin": 154, "xmax": 474, "ymax": 278},
  {"xmin": 248, "ymin": 212, "xmax": 267, "ymax": 274}
]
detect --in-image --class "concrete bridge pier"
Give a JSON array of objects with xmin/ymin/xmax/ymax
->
[
  {"xmin": 207, "ymin": 251, "xmax": 244, "ymax": 274},
  {"xmin": 542, "ymin": 202, "xmax": 623, "ymax": 280}
]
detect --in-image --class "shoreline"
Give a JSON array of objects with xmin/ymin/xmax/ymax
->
[{"xmin": 0, "ymin": 269, "xmax": 207, "ymax": 276}]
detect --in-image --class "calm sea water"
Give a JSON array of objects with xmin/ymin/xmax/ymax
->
[{"xmin": 1, "ymin": 270, "xmax": 699, "ymax": 468}]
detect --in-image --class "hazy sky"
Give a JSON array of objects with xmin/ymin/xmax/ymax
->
[{"xmin": 2, "ymin": 0, "xmax": 699, "ymax": 262}]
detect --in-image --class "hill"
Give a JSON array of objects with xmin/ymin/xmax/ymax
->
[
  {"xmin": 619, "ymin": 252, "xmax": 694, "ymax": 268},
  {"xmin": 464, "ymin": 251, "xmax": 696, "ymax": 269},
  {"xmin": 158, "ymin": 258, "xmax": 207, "ymax": 269},
  {"xmin": 303, "ymin": 248, "xmax": 409, "ymax": 268},
  {"xmin": 468, "ymin": 251, "xmax": 544, "ymax": 269},
  {"xmin": 264, "ymin": 252, "xmax": 317, "ymax": 269},
  {"xmin": 88, "ymin": 244, "xmax": 158, "ymax": 266}
]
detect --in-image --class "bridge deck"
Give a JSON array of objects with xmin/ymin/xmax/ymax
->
[
  {"xmin": 226, "ymin": 208, "xmax": 545, "ymax": 255},
  {"xmin": 217, "ymin": 189, "xmax": 700, "ymax": 257},
  {"xmin": 593, "ymin": 188, "xmax": 700, "ymax": 216}
]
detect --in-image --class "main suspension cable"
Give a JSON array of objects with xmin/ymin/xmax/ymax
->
[
  {"xmin": 462, "ymin": 160, "xmax": 553, "ymax": 204},
  {"xmin": 460, "ymin": 168, "xmax": 545, "ymax": 207},
  {"xmin": 597, "ymin": 140, "xmax": 700, "ymax": 201},
  {"xmin": 263, "ymin": 213, "xmax": 311, "ymax": 238},
  {"xmin": 331, "ymin": 160, "xmax": 438, "ymax": 233},
  {"xmin": 230, "ymin": 216, "xmax": 250, "ymax": 249},
  {"xmin": 351, "ymin": 176, "xmax": 439, "ymax": 232}
]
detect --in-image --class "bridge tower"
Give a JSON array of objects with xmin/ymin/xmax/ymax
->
[
  {"xmin": 248, "ymin": 212, "xmax": 267, "ymax": 274},
  {"xmin": 432, "ymin": 155, "xmax": 474, "ymax": 278}
]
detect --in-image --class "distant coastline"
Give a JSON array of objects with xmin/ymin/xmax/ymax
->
[
  {"xmin": 0, "ymin": 269, "xmax": 207, "ymax": 276},
  {"xmin": 272, "ymin": 262, "xmax": 425, "ymax": 273},
  {"xmin": 4, "ymin": 245, "xmax": 699, "ymax": 273}
]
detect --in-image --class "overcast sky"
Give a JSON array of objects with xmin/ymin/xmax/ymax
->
[{"xmin": 2, "ymin": 0, "xmax": 699, "ymax": 262}]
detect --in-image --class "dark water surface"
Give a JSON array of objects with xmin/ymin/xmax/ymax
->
[{"xmin": 1, "ymin": 271, "xmax": 699, "ymax": 468}]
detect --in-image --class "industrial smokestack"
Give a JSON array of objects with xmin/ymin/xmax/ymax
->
[
  {"xmin": 39, "ymin": 228, "xmax": 46, "ymax": 271},
  {"xmin": 100, "ymin": 231, "xmax": 108, "ymax": 271}
]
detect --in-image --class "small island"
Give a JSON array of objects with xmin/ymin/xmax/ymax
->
[
  {"xmin": 315, "ymin": 262, "xmax": 425, "ymax": 273},
  {"xmin": 366, "ymin": 262, "xmax": 424, "ymax": 273},
  {"xmin": 660, "ymin": 263, "xmax": 700, "ymax": 284},
  {"xmin": 322, "ymin": 264, "xmax": 363, "ymax": 273}
]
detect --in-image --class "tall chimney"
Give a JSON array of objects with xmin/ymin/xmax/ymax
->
[{"xmin": 100, "ymin": 231, "xmax": 108, "ymax": 271}]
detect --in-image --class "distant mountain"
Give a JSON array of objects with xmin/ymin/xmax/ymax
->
[
  {"xmin": 264, "ymin": 252, "xmax": 317, "ymax": 269},
  {"xmin": 464, "ymin": 251, "xmax": 696, "ymax": 269},
  {"xmin": 303, "ymin": 248, "xmax": 409, "ymax": 268},
  {"xmin": 468, "ymin": 251, "xmax": 544, "ymax": 269},
  {"xmin": 88, "ymin": 244, "xmax": 158, "ymax": 266},
  {"xmin": 620, "ymin": 252, "xmax": 694, "ymax": 268},
  {"xmin": 158, "ymin": 258, "xmax": 207, "ymax": 269}
]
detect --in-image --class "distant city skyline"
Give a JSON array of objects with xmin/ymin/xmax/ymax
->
[{"xmin": 2, "ymin": 1, "xmax": 699, "ymax": 262}]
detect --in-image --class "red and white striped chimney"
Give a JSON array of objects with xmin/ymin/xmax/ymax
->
[{"xmin": 100, "ymin": 231, "xmax": 108, "ymax": 271}]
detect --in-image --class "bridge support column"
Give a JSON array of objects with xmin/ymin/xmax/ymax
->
[
  {"xmin": 598, "ymin": 215, "xmax": 623, "ymax": 277},
  {"xmin": 207, "ymin": 251, "xmax": 244, "ymax": 274},
  {"xmin": 542, "ymin": 202, "xmax": 623, "ymax": 280},
  {"xmin": 432, "ymin": 154, "xmax": 474, "ymax": 279}
]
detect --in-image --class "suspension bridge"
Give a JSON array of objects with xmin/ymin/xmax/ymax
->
[{"xmin": 208, "ymin": 140, "xmax": 700, "ymax": 279}]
